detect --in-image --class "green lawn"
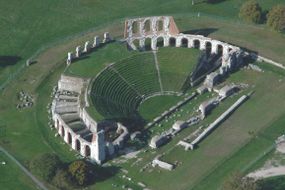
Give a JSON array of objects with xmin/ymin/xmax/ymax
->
[
  {"xmin": 158, "ymin": 47, "xmax": 200, "ymax": 91},
  {"xmin": 0, "ymin": 153, "xmax": 38, "ymax": 190},
  {"xmin": 139, "ymin": 95, "xmax": 183, "ymax": 122},
  {"xmin": 65, "ymin": 42, "xmax": 137, "ymax": 78}
]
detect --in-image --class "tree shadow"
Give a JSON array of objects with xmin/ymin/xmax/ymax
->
[
  {"xmin": 0, "ymin": 56, "xmax": 21, "ymax": 68},
  {"xmin": 182, "ymin": 28, "xmax": 219, "ymax": 37},
  {"xmin": 91, "ymin": 165, "xmax": 121, "ymax": 183},
  {"xmin": 206, "ymin": 0, "xmax": 226, "ymax": 4}
]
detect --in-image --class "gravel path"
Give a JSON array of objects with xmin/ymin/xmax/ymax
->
[{"xmin": 247, "ymin": 166, "xmax": 285, "ymax": 180}]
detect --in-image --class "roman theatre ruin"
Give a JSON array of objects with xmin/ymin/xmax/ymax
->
[{"xmin": 51, "ymin": 16, "xmax": 250, "ymax": 164}]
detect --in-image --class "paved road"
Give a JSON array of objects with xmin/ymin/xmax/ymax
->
[{"xmin": 0, "ymin": 146, "xmax": 49, "ymax": 190}]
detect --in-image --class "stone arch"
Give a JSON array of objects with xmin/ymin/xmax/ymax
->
[
  {"xmin": 181, "ymin": 38, "xmax": 188, "ymax": 48},
  {"xmin": 133, "ymin": 39, "xmax": 140, "ymax": 49},
  {"xmin": 157, "ymin": 36, "xmax": 164, "ymax": 48},
  {"xmin": 75, "ymin": 139, "xmax": 81, "ymax": 151},
  {"xmin": 145, "ymin": 38, "xmax": 152, "ymax": 50},
  {"xmin": 85, "ymin": 145, "xmax": 91, "ymax": 157},
  {"xmin": 205, "ymin": 41, "xmax": 212, "ymax": 56},
  {"xmin": 132, "ymin": 21, "xmax": 139, "ymax": 34},
  {"xmin": 217, "ymin": 44, "xmax": 223, "ymax": 55},
  {"xmin": 67, "ymin": 132, "xmax": 72, "ymax": 144},
  {"xmin": 144, "ymin": 20, "xmax": 151, "ymax": 32},
  {"xmin": 169, "ymin": 37, "xmax": 176, "ymax": 47},
  {"xmin": 61, "ymin": 126, "xmax": 65, "ymax": 138},
  {"xmin": 194, "ymin": 39, "xmax": 200, "ymax": 49},
  {"xmin": 157, "ymin": 20, "xmax": 164, "ymax": 31}
]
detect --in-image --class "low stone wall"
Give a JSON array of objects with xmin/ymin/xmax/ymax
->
[
  {"xmin": 146, "ymin": 92, "xmax": 197, "ymax": 128},
  {"xmin": 58, "ymin": 75, "xmax": 85, "ymax": 93},
  {"xmin": 66, "ymin": 32, "xmax": 112, "ymax": 64},
  {"xmin": 79, "ymin": 107, "xmax": 98, "ymax": 133},
  {"xmin": 190, "ymin": 94, "xmax": 249, "ymax": 149}
]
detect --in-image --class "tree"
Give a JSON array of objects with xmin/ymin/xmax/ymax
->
[
  {"xmin": 222, "ymin": 172, "xmax": 260, "ymax": 190},
  {"xmin": 267, "ymin": 5, "xmax": 285, "ymax": 32},
  {"xmin": 53, "ymin": 169, "xmax": 74, "ymax": 190},
  {"xmin": 29, "ymin": 153, "xmax": 63, "ymax": 182},
  {"xmin": 239, "ymin": 0, "xmax": 262, "ymax": 23},
  {"xmin": 68, "ymin": 160, "xmax": 94, "ymax": 186}
]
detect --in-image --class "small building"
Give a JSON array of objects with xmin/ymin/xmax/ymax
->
[
  {"xmin": 218, "ymin": 85, "xmax": 239, "ymax": 98},
  {"xmin": 197, "ymin": 85, "xmax": 208, "ymax": 94},
  {"xmin": 152, "ymin": 158, "xmax": 174, "ymax": 171},
  {"xmin": 149, "ymin": 135, "xmax": 169, "ymax": 149},
  {"xmin": 172, "ymin": 120, "xmax": 187, "ymax": 131},
  {"xmin": 199, "ymin": 98, "xmax": 217, "ymax": 119}
]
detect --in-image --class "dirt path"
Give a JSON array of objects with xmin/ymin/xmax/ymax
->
[
  {"xmin": 0, "ymin": 146, "xmax": 49, "ymax": 190},
  {"xmin": 152, "ymin": 50, "xmax": 164, "ymax": 92},
  {"xmin": 247, "ymin": 166, "xmax": 285, "ymax": 179}
]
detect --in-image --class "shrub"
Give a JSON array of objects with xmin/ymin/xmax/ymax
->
[
  {"xmin": 239, "ymin": 0, "xmax": 262, "ymax": 23},
  {"xmin": 267, "ymin": 5, "xmax": 285, "ymax": 32},
  {"xmin": 29, "ymin": 153, "xmax": 63, "ymax": 182},
  {"xmin": 222, "ymin": 172, "xmax": 260, "ymax": 190},
  {"xmin": 68, "ymin": 160, "xmax": 95, "ymax": 186},
  {"xmin": 53, "ymin": 169, "xmax": 74, "ymax": 190}
]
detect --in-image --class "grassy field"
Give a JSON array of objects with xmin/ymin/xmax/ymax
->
[
  {"xmin": 1, "ymin": 0, "xmax": 285, "ymax": 189},
  {"xmin": 113, "ymin": 66, "xmax": 285, "ymax": 190},
  {"xmin": 139, "ymin": 95, "xmax": 183, "ymax": 122},
  {"xmin": 158, "ymin": 47, "xmax": 200, "ymax": 91},
  {"xmin": 0, "ymin": 152, "xmax": 38, "ymax": 190}
]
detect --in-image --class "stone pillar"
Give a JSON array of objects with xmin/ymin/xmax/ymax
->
[
  {"xmin": 75, "ymin": 46, "xmax": 81, "ymax": 58},
  {"xmin": 83, "ymin": 41, "xmax": 90, "ymax": 53},
  {"xmin": 211, "ymin": 43, "xmax": 218, "ymax": 54},
  {"xmin": 188, "ymin": 39, "xmax": 194, "ymax": 48},
  {"xmin": 139, "ymin": 38, "xmax": 145, "ymax": 50},
  {"xmin": 176, "ymin": 37, "xmax": 182, "ymax": 47},
  {"xmin": 64, "ymin": 129, "xmax": 69, "ymax": 143},
  {"xmin": 67, "ymin": 52, "xmax": 72, "ymax": 65},
  {"xmin": 200, "ymin": 40, "xmax": 206, "ymax": 50},
  {"xmin": 80, "ymin": 143, "xmax": 86, "ymax": 157},
  {"xmin": 139, "ymin": 21, "xmax": 145, "ymax": 36},
  {"xmin": 103, "ymin": 32, "xmax": 111, "ymax": 43},
  {"xmin": 54, "ymin": 118, "xmax": 58, "ymax": 129},
  {"xmin": 151, "ymin": 18, "xmax": 157, "ymax": 34},
  {"xmin": 92, "ymin": 130, "xmax": 105, "ymax": 164},
  {"xmin": 164, "ymin": 17, "xmax": 170, "ymax": 34},
  {"xmin": 93, "ymin": 36, "xmax": 100, "ymax": 47},
  {"xmin": 129, "ymin": 40, "xmax": 137, "ymax": 50},
  {"xmin": 128, "ymin": 20, "xmax": 133, "ymax": 37},
  {"xmin": 71, "ymin": 136, "xmax": 76, "ymax": 150},
  {"xmin": 151, "ymin": 38, "xmax": 157, "ymax": 50},
  {"xmin": 223, "ymin": 47, "xmax": 230, "ymax": 58},
  {"xmin": 164, "ymin": 36, "xmax": 170, "ymax": 47}
]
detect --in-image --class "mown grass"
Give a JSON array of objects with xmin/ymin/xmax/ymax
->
[
  {"xmin": 139, "ymin": 95, "xmax": 183, "ymax": 122},
  {"xmin": 0, "ymin": 153, "xmax": 38, "ymax": 190}
]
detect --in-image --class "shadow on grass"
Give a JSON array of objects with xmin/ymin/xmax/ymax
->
[
  {"xmin": 0, "ymin": 56, "xmax": 21, "ymax": 68},
  {"xmin": 258, "ymin": 176, "xmax": 285, "ymax": 190},
  {"xmin": 205, "ymin": 0, "xmax": 227, "ymax": 4},
  {"xmin": 91, "ymin": 164, "xmax": 121, "ymax": 184},
  {"xmin": 182, "ymin": 28, "xmax": 218, "ymax": 37}
]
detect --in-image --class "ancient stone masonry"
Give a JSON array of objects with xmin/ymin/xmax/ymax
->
[
  {"xmin": 51, "ymin": 75, "xmax": 105, "ymax": 164},
  {"xmin": 125, "ymin": 16, "xmax": 245, "ymax": 94},
  {"xmin": 66, "ymin": 32, "xmax": 112, "ymax": 65},
  {"xmin": 51, "ymin": 75, "xmax": 130, "ymax": 164}
]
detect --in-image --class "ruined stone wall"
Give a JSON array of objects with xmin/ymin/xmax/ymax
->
[{"xmin": 58, "ymin": 75, "xmax": 85, "ymax": 93}]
